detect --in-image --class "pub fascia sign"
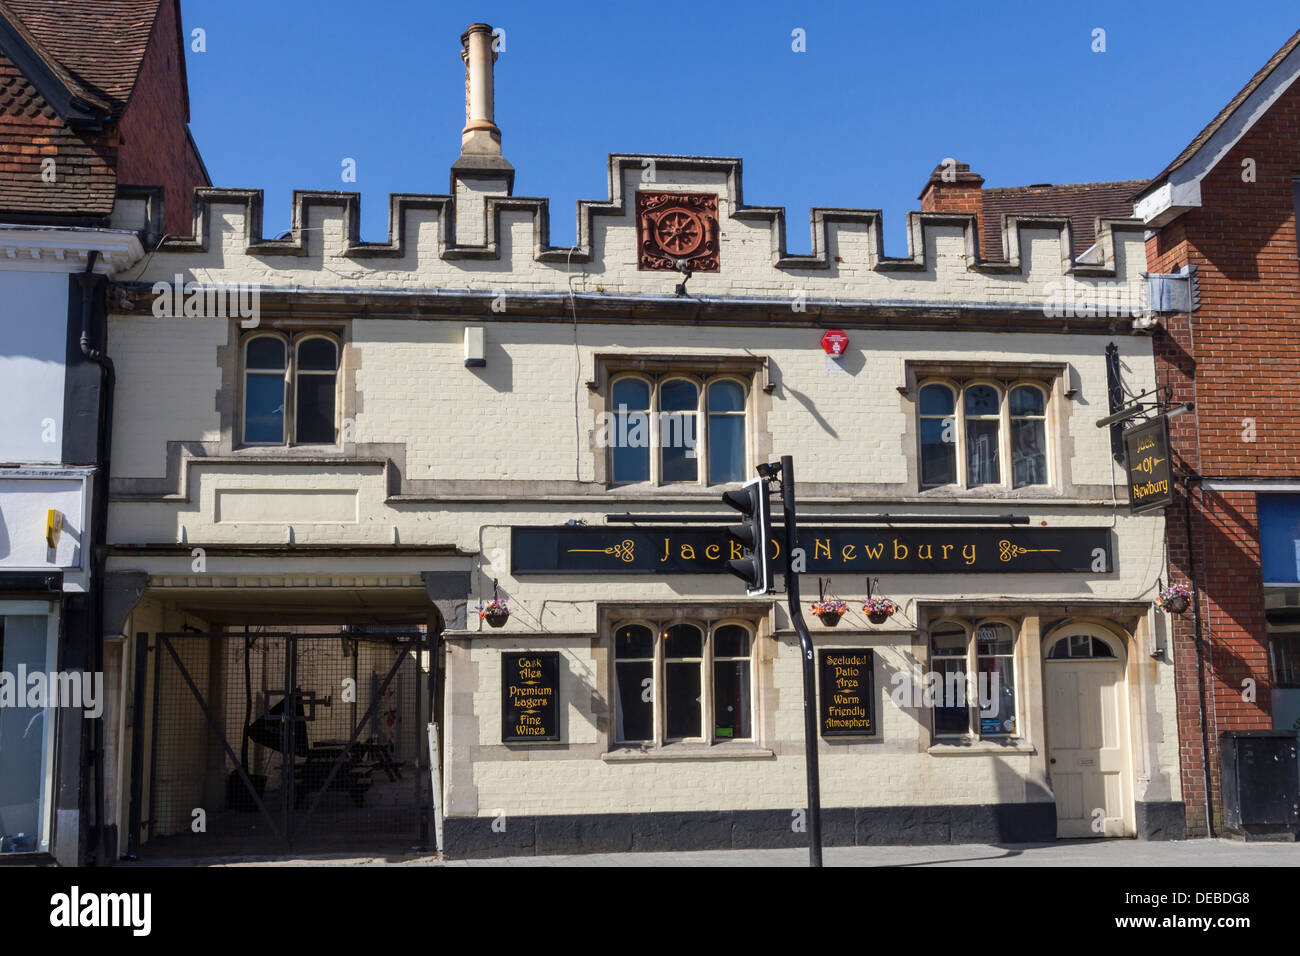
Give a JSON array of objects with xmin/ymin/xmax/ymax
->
[
  {"xmin": 1122, "ymin": 416, "xmax": 1174, "ymax": 515},
  {"xmin": 511, "ymin": 526, "xmax": 1113, "ymax": 575}
]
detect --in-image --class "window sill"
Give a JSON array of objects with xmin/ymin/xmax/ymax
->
[
  {"xmin": 603, "ymin": 743, "xmax": 775, "ymax": 762},
  {"xmin": 918, "ymin": 485, "xmax": 1057, "ymax": 497},
  {"xmin": 605, "ymin": 483, "xmax": 740, "ymax": 493},
  {"xmin": 928, "ymin": 738, "xmax": 1036, "ymax": 756},
  {"xmin": 232, "ymin": 444, "xmax": 343, "ymax": 454}
]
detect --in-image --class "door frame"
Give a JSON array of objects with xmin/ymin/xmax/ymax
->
[{"xmin": 1041, "ymin": 620, "xmax": 1136, "ymax": 838}]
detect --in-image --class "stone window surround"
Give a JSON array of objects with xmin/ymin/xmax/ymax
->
[
  {"xmin": 897, "ymin": 359, "xmax": 1085, "ymax": 500},
  {"xmin": 596, "ymin": 600, "xmax": 775, "ymax": 761},
  {"xmin": 922, "ymin": 613, "xmax": 1026, "ymax": 746},
  {"xmin": 586, "ymin": 352, "xmax": 774, "ymax": 491},
  {"xmin": 913, "ymin": 603, "xmax": 1144, "ymax": 764},
  {"xmin": 218, "ymin": 318, "xmax": 359, "ymax": 458},
  {"xmin": 238, "ymin": 328, "xmax": 343, "ymax": 448}
]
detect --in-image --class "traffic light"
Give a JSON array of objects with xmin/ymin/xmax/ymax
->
[{"xmin": 721, "ymin": 475, "xmax": 773, "ymax": 595}]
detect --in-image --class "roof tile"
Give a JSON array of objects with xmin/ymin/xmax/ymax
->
[{"xmin": 981, "ymin": 180, "xmax": 1148, "ymax": 260}]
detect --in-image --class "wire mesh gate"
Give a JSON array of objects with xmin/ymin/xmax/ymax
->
[{"xmin": 128, "ymin": 630, "xmax": 434, "ymax": 856}]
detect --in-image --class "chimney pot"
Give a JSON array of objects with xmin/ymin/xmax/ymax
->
[{"xmin": 460, "ymin": 22, "xmax": 502, "ymax": 156}]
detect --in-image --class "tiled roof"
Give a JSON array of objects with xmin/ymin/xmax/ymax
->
[
  {"xmin": 0, "ymin": 0, "xmax": 169, "ymax": 222},
  {"xmin": 1, "ymin": 0, "xmax": 162, "ymax": 119},
  {"xmin": 1140, "ymin": 27, "xmax": 1300, "ymax": 197},
  {"xmin": 981, "ymin": 180, "xmax": 1148, "ymax": 260},
  {"xmin": 0, "ymin": 46, "xmax": 116, "ymax": 219}
]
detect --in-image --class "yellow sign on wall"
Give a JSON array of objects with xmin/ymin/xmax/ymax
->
[{"xmin": 45, "ymin": 509, "xmax": 63, "ymax": 549}]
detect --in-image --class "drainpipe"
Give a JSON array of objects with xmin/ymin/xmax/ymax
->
[
  {"xmin": 77, "ymin": 250, "xmax": 112, "ymax": 864},
  {"xmin": 1183, "ymin": 473, "xmax": 1214, "ymax": 837}
]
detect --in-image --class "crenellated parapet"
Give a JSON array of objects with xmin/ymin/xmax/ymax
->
[{"xmin": 117, "ymin": 153, "xmax": 1147, "ymax": 311}]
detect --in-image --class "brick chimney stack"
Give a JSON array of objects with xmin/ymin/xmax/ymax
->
[{"xmin": 918, "ymin": 160, "xmax": 983, "ymax": 255}]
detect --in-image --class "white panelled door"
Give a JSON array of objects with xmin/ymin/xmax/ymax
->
[{"xmin": 1045, "ymin": 631, "xmax": 1132, "ymax": 838}]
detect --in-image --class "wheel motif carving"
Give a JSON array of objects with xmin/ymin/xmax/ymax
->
[
  {"xmin": 635, "ymin": 191, "xmax": 720, "ymax": 272},
  {"xmin": 654, "ymin": 209, "xmax": 703, "ymax": 256}
]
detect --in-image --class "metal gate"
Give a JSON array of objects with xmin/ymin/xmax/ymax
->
[{"xmin": 127, "ymin": 630, "xmax": 434, "ymax": 857}]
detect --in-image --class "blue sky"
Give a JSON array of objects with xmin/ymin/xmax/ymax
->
[{"xmin": 181, "ymin": 0, "xmax": 1299, "ymax": 254}]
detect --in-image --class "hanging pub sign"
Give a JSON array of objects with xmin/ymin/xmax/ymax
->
[
  {"xmin": 501, "ymin": 651, "xmax": 561, "ymax": 742},
  {"xmin": 511, "ymin": 526, "xmax": 1112, "ymax": 575},
  {"xmin": 819, "ymin": 649, "xmax": 875, "ymax": 737},
  {"xmin": 1123, "ymin": 416, "xmax": 1174, "ymax": 515}
]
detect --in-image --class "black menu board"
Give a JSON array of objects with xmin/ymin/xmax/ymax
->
[
  {"xmin": 501, "ymin": 651, "xmax": 561, "ymax": 742},
  {"xmin": 819, "ymin": 649, "xmax": 875, "ymax": 737}
]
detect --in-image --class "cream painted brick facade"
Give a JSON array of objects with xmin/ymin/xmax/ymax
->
[{"xmin": 104, "ymin": 152, "xmax": 1183, "ymax": 853}]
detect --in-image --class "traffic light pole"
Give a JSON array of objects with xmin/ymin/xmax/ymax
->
[{"xmin": 779, "ymin": 454, "xmax": 823, "ymax": 867}]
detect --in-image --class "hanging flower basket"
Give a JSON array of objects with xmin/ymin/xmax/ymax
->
[
  {"xmin": 811, "ymin": 600, "xmax": 848, "ymax": 627},
  {"xmin": 1156, "ymin": 584, "xmax": 1190, "ymax": 615},
  {"xmin": 476, "ymin": 597, "xmax": 510, "ymax": 628},
  {"xmin": 863, "ymin": 597, "xmax": 899, "ymax": 625}
]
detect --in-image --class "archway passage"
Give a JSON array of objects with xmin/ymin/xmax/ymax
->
[
  {"xmin": 129, "ymin": 627, "xmax": 434, "ymax": 859},
  {"xmin": 1044, "ymin": 627, "xmax": 1133, "ymax": 838}
]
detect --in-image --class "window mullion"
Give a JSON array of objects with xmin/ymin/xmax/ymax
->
[
  {"xmin": 697, "ymin": 387, "xmax": 708, "ymax": 488},
  {"xmin": 650, "ymin": 384, "xmax": 661, "ymax": 486},
  {"xmin": 956, "ymin": 396, "xmax": 968, "ymax": 491},
  {"xmin": 703, "ymin": 623, "xmax": 714, "ymax": 743},
  {"xmin": 654, "ymin": 625, "xmax": 665, "ymax": 747},
  {"xmin": 285, "ymin": 343, "xmax": 295, "ymax": 446},
  {"xmin": 967, "ymin": 632, "xmax": 978, "ymax": 737},
  {"xmin": 1001, "ymin": 388, "xmax": 1012, "ymax": 488}
]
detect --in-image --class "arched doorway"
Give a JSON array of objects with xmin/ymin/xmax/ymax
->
[{"xmin": 1043, "ymin": 624, "xmax": 1133, "ymax": 838}]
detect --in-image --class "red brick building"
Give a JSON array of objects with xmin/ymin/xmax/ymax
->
[
  {"xmin": 1135, "ymin": 27, "xmax": 1300, "ymax": 837},
  {"xmin": 0, "ymin": 0, "xmax": 208, "ymax": 235}
]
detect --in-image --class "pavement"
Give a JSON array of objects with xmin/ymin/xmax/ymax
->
[{"xmin": 149, "ymin": 838, "xmax": 1300, "ymax": 867}]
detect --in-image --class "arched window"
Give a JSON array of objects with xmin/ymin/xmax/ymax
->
[
  {"xmin": 295, "ymin": 336, "xmax": 338, "ymax": 444},
  {"xmin": 964, "ymin": 384, "xmax": 1002, "ymax": 486},
  {"xmin": 1010, "ymin": 384, "xmax": 1048, "ymax": 488},
  {"xmin": 241, "ymin": 332, "xmax": 340, "ymax": 446},
  {"xmin": 664, "ymin": 623, "xmax": 704, "ymax": 738},
  {"xmin": 929, "ymin": 620, "xmax": 969, "ymax": 736},
  {"xmin": 605, "ymin": 372, "xmax": 750, "ymax": 487},
  {"xmin": 927, "ymin": 617, "xmax": 1021, "ymax": 739},
  {"xmin": 707, "ymin": 379, "xmax": 747, "ymax": 485},
  {"xmin": 243, "ymin": 335, "xmax": 287, "ymax": 444},
  {"xmin": 614, "ymin": 622, "xmax": 655, "ymax": 742},
  {"xmin": 712, "ymin": 623, "xmax": 752, "ymax": 740},
  {"xmin": 610, "ymin": 377, "xmax": 651, "ymax": 483},
  {"xmin": 611, "ymin": 618, "xmax": 755, "ymax": 747},
  {"xmin": 975, "ymin": 621, "xmax": 1017, "ymax": 736},
  {"xmin": 659, "ymin": 379, "xmax": 699, "ymax": 483},
  {"xmin": 919, "ymin": 383, "xmax": 957, "ymax": 488},
  {"xmin": 1046, "ymin": 633, "xmax": 1118, "ymax": 659},
  {"xmin": 915, "ymin": 377, "xmax": 1052, "ymax": 491}
]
